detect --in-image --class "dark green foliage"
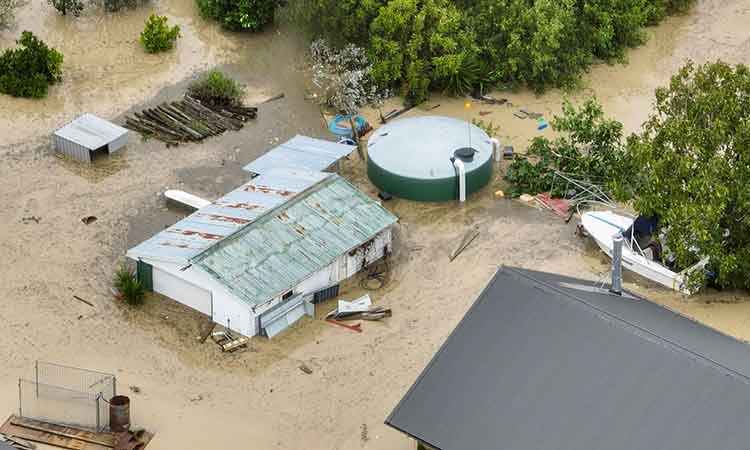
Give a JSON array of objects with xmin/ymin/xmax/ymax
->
[
  {"xmin": 197, "ymin": 0, "xmax": 277, "ymax": 31},
  {"xmin": 628, "ymin": 61, "xmax": 750, "ymax": 290},
  {"xmin": 369, "ymin": 0, "xmax": 476, "ymax": 102},
  {"xmin": 48, "ymin": 0, "xmax": 82, "ymax": 15},
  {"xmin": 140, "ymin": 15, "xmax": 180, "ymax": 53},
  {"xmin": 0, "ymin": 31, "xmax": 63, "ymax": 98},
  {"xmin": 290, "ymin": 0, "xmax": 695, "ymax": 97},
  {"xmin": 114, "ymin": 266, "xmax": 145, "ymax": 306},
  {"xmin": 187, "ymin": 70, "xmax": 245, "ymax": 107},
  {"xmin": 505, "ymin": 98, "xmax": 633, "ymax": 198}
]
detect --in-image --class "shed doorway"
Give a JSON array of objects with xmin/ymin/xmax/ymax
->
[{"xmin": 89, "ymin": 144, "xmax": 110, "ymax": 162}]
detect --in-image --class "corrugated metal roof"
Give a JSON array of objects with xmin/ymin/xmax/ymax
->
[
  {"xmin": 127, "ymin": 169, "xmax": 331, "ymax": 264},
  {"xmin": 386, "ymin": 267, "xmax": 750, "ymax": 450},
  {"xmin": 54, "ymin": 114, "xmax": 128, "ymax": 150},
  {"xmin": 242, "ymin": 135, "xmax": 355, "ymax": 175},
  {"xmin": 192, "ymin": 175, "xmax": 398, "ymax": 306}
]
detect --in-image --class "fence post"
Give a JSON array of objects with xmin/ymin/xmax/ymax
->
[{"xmin": 96, "ymin": 393, "xmax": 101, "ymax": 431}]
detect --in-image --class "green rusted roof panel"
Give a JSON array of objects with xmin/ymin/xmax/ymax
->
[{"xmin": 192, "ymin": 175, "xmax": 397, "ymax": 306}]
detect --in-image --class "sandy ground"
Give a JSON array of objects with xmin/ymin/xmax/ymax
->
[{"xmin": 2, "ymin": 0, "xmax": 750, "ymax": 449}]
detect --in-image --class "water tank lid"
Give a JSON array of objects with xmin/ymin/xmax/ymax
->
[{"xmin": 454, "ymin": 147, "xmax": 477, "ymax": 161}]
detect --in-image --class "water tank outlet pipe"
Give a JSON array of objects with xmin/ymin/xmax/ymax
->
[
  {"xmin": 452, "ymin": 157, "xmax": 466, "ymax": 203},
  {"xmin": 490, "ymin": 138, "xmax": 500, "ymax": 162}
]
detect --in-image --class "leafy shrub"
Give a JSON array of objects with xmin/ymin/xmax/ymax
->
[
  {"xmin": 505, "ymin": 98, "xmax": 633, "ymax": 198},
  {"xmin": 140, "ymin": 15, "xmax": 180, "ymax": 53},
  {"xmin": 1, "ymin": 0, "xmax": 24, "ymax": 27},
  {"xmin": 197, "ymin": 0, "xmax": 277, "ymax": 31},
  {"xmin": 369, "ymin": 0, "xmax": 476, "ymax": 102},
  {"xmin": 309, "ymin": 39, "xmax": 385, "ymax": 114},
  {"xmin": 187, "ymin": 70, "xmax": 245, "ymax": 107},
  {"xmin": 0, "ymin": 31, "xmax": 63, "ymax": 98},
  {"xmin": 628, "ymin": 61, "xmax": 750, "ymax": 290},
  {"xmin": 114, "ymin": 266, "xmax": 145, "ymax": 306},
  {"xmin": 48, "ymin": 0, "xmax": 82, "ymax": 15}
]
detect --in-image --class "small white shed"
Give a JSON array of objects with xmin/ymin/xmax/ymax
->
[{"xmin": 54, "ymin": 114, "xmax": 129, "ymax": 163}]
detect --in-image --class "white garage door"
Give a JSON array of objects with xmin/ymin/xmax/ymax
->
[{"xmin": 153, "ymin": 267, "xmax": 212, "ymax": 316}]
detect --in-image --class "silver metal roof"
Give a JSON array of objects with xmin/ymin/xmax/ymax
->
[
  {"xmin": 127, "ymin": 168, "xmax": 331, "ymax": 264},
  {"xmin": 242, "ymin": 135, "xmax": 355, "ymax": 175},
  {"xmin": 192, "ymin": 175, "xmax": 398, "ymax": 306},
  {"xmin": 54, "ymin": 114, "xmax": 128, "ymax": 150}
]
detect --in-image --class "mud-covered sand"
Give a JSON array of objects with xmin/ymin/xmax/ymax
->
[{"xmin": 2, "ymin": 0, "xmax": 750, "ymax": 449}]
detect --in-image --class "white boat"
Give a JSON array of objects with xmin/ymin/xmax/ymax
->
[
  {"xmin": 164, "ymin": 189, "xmax": 211, "ymax": 210},
  {"xmin": 581, "ymin": 210, "xmax": 707, "ymax": 295}
]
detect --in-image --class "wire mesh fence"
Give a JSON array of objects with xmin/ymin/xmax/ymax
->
[{"xmin": 18, "ymin": 361, "xmax": 116, "ymax": 431}]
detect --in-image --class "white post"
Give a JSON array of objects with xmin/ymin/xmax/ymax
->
[
  {"xmin": 453, "ymin": 158, "xmax": 466, "ymax": 203},
  {"xmin": 490, "ymin": 138, "xmax": 500, "ymax": 162}
]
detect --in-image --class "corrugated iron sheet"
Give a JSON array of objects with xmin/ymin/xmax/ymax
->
[
  {"xmin": 127, "ymin": 169, "xmax": 330, "ymax": 264},
  {"xmin": 192, "ymin": 175, "xmax": 398, "ymax": 306},
  {"xmin": 54, "ymin": 114, "xmax": 129, "ymax": 151},
  {"xmin": 242, "ymin": 135, "xmax": 355, "ymax": 175}
]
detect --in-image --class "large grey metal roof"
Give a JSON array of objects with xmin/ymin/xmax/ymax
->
[
  {"xmin": 386, "ymin": 267, "xmax": 750, "ymax": 450},
  {"xmin": 54, "ymin": 114, "xmax": 128, "ymax": 150},
  {"xmin": 192, "ymin": 175, "xmax": 398, "ymax": 306},
  {"xmin": 127, "ymin": 169, "xmax": 331, "ymax": 264},
  {"xmin": 242, "ymin": 135, "xmax": 355, "ymax": 175}
]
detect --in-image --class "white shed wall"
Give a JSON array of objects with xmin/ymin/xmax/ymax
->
[{"xmin": 143, "ymin": 259, "xmax": 256, "ymax": 337}]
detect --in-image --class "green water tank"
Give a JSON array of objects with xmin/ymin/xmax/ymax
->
[{"xmin": 367, "ymin": 116, "xmax": 494, "ymax": 202}]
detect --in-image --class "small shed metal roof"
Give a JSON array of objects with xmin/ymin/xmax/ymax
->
[
  {"xmin": 192, "ymin": 175, "xmax": 398, "ymax": 306},
  {"xmin": 387, "ymin": 267, "xmax": 750, "ymax": 450},
  {"xmin": 127, "ymin": 169, "xmax": 331, "ymax": 264},
  {"xmin": 242, "ymin": 135, "xmax": 355, "ymax": 175},
  {"xmin": 54, "ymin": 114, "xmax": 128, "ymax": 150}
]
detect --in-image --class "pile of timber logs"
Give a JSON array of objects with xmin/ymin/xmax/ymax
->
[{"xmin": 123, "ymin": 95, "xmax": 257, "ymax": 145}]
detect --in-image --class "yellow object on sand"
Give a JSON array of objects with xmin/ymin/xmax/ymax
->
[
  {"xmin": 464, "ymin": 102, "xmax": 472, "ymax": 110},
  {"xmin": 495, "ymin": 190, "xmax": 505, "ymax": 198}
]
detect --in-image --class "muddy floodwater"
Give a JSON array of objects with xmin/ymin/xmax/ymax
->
[{"xmin": 1, "ymin": 0, "xmax": 750, "ymax": 449}]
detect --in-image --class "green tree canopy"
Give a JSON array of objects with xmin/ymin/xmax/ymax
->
[
  {"xmin": 0, "ymin": 31, "xmax": 63, "ymax": 98},
  {"xmin": 629, "ymin": 61, "xmax": 750, "ymax": 289}
]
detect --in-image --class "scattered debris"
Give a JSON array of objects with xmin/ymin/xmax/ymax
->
[
  {"xmin": 503, "ymin": 145, "xmax": 514, "ymax": 159},
  {"xmin": 479, "ymin": 111, "xmax": 492, "ymax": 116},
  {"xmin": 519, "ymin": 193, "xmax": 535, "ymax": 203},
  {"xmin": 472, "ymin": 93, "xmax": 508, "ymax": 105},
  {"xmin": 21, "ymin": 216, "xmax": 41, "ymax": 224},
  {"xmin": 325, "ymin": 319, "xmax": 363, "ymax": 333},
  {"xmin": 81, "ymin": 216, "xmax": 97, "ymax": 225},
  {"xmin": 520, "ymin": 108, "xmax": 543, "ymax": 119},
  {"xmin": 428, "ymin": 104, "xmax": 441, "ymax": 111},
  {"xmin": 129, "ymin": 386, "xmax": 141, "ymax": 394},
  {"xmin": 360, "ymin": 424, "xmax": 369, "ymax": 442},
  {"xmin": 537, "ymin": 123, "xmax": 549, "ymax": 131},
  {"xmin": 197, "ymin": 321, "xmax": 216, "ymax": 344},
  {"xmin": 495, "ymin": 190, "xmax": 505, "ymax": 199},
  {"xmin": 327, "ymin": 295, "xmax": 372, "ymax": 317},
  {"xmin": 449, "ymin": 226, "xmax": 480, "ymax": 261},
  {"xmin": 380, "ymin": 102, "xmax": 421, "ymax": 124},
  {"xmin": 188, "ymin": 394, "xmax": 203, "ymax": 403},
  {"xmin": 72, "ymin": 295, "xmax": 94, "ymax": 308},
  {"xmin": 378, "ymin": 191, "xmax": 393, "ymax": 201},
  {"xmin": 260, "ymin": 93, "xmax": 285, "ymax": 104},
  {"xmin": 299, "ymin": 364, "xmax": 313, "ymax": 375},
  {"xmin": 513, "ymin": 111, "xmax": 528, "ymax": 119},
  {"xmin": 211, "ymin": 329, "xmax": 248, "ymax": 352},
  {"xmin": 0, "ymin": 415, "xmax": 154, "ymax": 450},
  {"xmin": 123, "ymin": 95, "xmax": 257, "ymax": 145},
  {"xmin": 0, "ymin": 432, "xmax": 36, "ymax": 450},
  {"xmin": 535, "ymin": 192, "xmax": 571, "ymax": 218}
]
